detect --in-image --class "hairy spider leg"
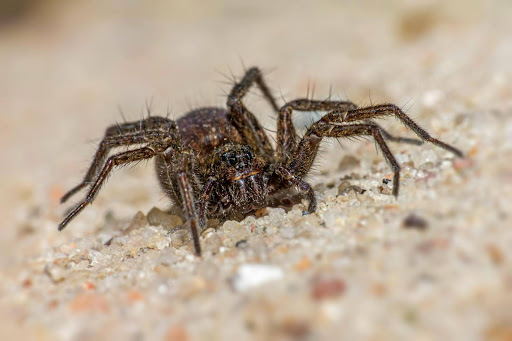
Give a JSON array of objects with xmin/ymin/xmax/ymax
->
[
  {"xmin": 61, "ymin": 117, "xmax": 177, "ymax": 203},
  {"xmin": 377, "ymin": 126, "xmax": 424, "ymax": 145},
  {"xmin": 156, "ymin": 146, "xmax": 208, "ymax": 256},
  {"xmin": 227, "ymin": 67, "xmax": 279, "ymax": 162},
  {"xmin": 275, "ymin": 166, "xmax": 317, "ymax": 213},
  {"xmin": 176, "ymin": 153, "xmax": 203, "ymax": 255},
  {"xmin": 198, "ymin": 177, "xmax": 215, "ymax": 230},
  {"xmin": 320, "ymin": 104, "xmax": 463, "ymax": 157},
  {"xmin": 276, "ymin": 99, "xmax": 358, "ymax": 162},
  {"xmin": 285, "ymin": 104, "xmax": 463, "ymax": 197},
  {"xmin": 59, "ymin": 143, "xmax": 170, "ymax": 231},
  {"xmin": 292, "ymin": 123, "xmax": 402, "ymax": 195},
  {"xmin": 275, "ymin": 99, "xmax": 435, "ymax": 164}
]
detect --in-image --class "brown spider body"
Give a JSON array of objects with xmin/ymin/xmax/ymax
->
[
  {"xmin": 156, "ymin": 108, "xmax": 276, "ymax": 221},
  {"xmin": 59, "ymin": 67, "xmax": 463, "ymax": 256}
]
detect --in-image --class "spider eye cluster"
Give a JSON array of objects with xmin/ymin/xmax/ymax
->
[
  {"xmin": 221, "ymin": 146, "xmax": 254, "ymax": 168},
  {"xmin": 222, "ymin": 152, "xmax": 238, "ymax": 166}
]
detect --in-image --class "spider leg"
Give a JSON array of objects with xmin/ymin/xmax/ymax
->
[
  {"xmin": 198, "ymin": 177, "xmax": 215, "ymax": 229},
  {"xmin": 278, "ymin": 101, "xmax": 461, "ymax": 193},
  {"xmin": 275, "ymin": 166, "xmax": 316, "ymax": 213},
  {"xmin": 155, "ymin": 148, "xmax": 206, "ymax": 256},
  {"xmin": 59, "ymin": 142, "xmax": 171, "ymax": 231},
  {"xmin": 276, "ymin": 99, "xmax": 357, "ymax": 161},
  {"xmin": 176, "ymin": 153, "xmax": 203, "ymax": 256},
  {"xmin": 229, "ymin": 66, "xmax": 279, "ymax": 111},
  {"xmin": 319, "ymin": 104, "xmax": 463, "ymax": 157},
  {"xmin": 378, "ymin": 124, "xmax": 423, "ymax": 145},
  {"xmin": 292, "ymin": 122, "xmax": 402, "ymax": 196},
  {"xmin": 61, "ymin": 117, "xmax": 176, "ymax": 203},
  {"xmin": 227, "ymin": 67, "xmax": 278, "ymax": 162}
]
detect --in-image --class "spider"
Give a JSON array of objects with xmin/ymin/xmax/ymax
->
[{"xmin": 59, "ymin": 67, "xmax": 463, "ymax": 256}]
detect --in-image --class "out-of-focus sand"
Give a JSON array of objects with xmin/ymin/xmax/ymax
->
[{"xmin": 1, "ymin": 1, "xmax": 511, "ymax": 340}]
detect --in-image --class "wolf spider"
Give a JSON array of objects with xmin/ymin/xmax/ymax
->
[{"xmin": 59, "ymin": 67, "xmax": 463, "ymax": 255}]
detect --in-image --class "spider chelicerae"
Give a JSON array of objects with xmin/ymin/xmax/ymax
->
[{"xmin": 59, "ymin": 67, "xmax": 463, "ymax": 255}]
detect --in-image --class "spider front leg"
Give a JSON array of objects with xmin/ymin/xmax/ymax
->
[
  {"xmin": 291, "ymin": 122, "xmax": 403, "ymax": 196},
  {"xmin": 198, "ymin": 177, "xmax": 215, "ymax": 230},
  {"xmin": 276, "ymin": 99, "xmax": 358, "ymax": 161},
  {"xmin": 227, "ymin": 67, "xmax": 279, "ymax": 162},
  {"xmin": 59, "ymin": 141, "xmax": 172, "ymax": 231},
  {"xmin": 378, "ymin": 126, "xmax": 423, "ymax": 145},
  {"xmin": 276, "ymin": 99, "xmax": 425, "ymax": 162},
  {"xmin": 320, "ymin": 104, "xmax": 464, "ymax": 157},
  {"xmin": 275, "ymin": 166, "xmax": 317, "ymax": 213},
  {"xmin": 61, "ymin": 117, "xmax": 176, "ymax": 203},
  {"xmin": 175, "ymin": 154, "xmax": 203, "ymax": 256}
]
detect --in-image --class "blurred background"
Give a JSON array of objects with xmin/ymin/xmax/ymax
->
[{"xmin": 1, "ymin": 0, "xmax": 512, "ymax": 339}]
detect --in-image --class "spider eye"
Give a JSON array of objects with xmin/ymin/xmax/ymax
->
[
  {"xmin": 221, "ymin": 146, "xmax": 254, "ymax": 168},
  {"xmin": 227, "ymin": 157, "xmax": 237, "ymax": 166},
  {"xmin": 242, "ymin": 145, "xmax": 254, "ymax": 159},
  {"xmin": 222, "ymin": 152, "xmax": 237, "ymax": 166}
]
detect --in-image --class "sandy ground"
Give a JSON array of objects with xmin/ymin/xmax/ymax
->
[{"xmin": 1, "ymin": 1, "xmax": 512, "ymax": 340}]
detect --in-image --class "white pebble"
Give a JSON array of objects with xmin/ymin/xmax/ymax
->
[
  {"xmin": 421, "ymin": 89, "xmax": 444, "ymax": 107},
  {"xmin": 232, "ymin": 264, "xmax": 284, "ymax": 292},
  {"xmin": 155, "ymin": 238, "xmax": 170, "ymax": 250}
]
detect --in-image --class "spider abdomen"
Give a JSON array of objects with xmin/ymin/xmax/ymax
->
[{"xmin": 176, "ymin": 107, "xmax": 243, "ymax": 160}]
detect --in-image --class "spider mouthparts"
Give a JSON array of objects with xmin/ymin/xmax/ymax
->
[{"xmin": 232, "ymin": 170, "xmax": 261, "ymax": 181}]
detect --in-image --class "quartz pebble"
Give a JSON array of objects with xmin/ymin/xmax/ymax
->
[
  {"xmin": 147, "ymin": 207, "xmax": 183, "ymax": 228},
  {"xmin": 124, "ymin": 211, "xmax": 148, "ymax": 233},
  {"xmin": 232, "ymin": 264, "xmax": 284, "ymax": 291}
]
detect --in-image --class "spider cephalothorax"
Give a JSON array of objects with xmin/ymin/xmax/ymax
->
[
  {"xmin": 59, "ymin": 67, "xmax": 463, "ymax": 255},
  {"xmin": 205, "ymin": 143, "xmax": 272, "ymax": 212}
]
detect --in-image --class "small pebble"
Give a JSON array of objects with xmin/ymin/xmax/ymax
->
[
  {"xmin": 147, "ymin": 207, "xmax": 183, "ymax": 228},
  {"xmin": 124, "ymin": 211, "xmax": 148, "ymax": 233},
  {"xmin": 338, "ymin": 183, "xmax": 365, "ymax": 196},
  {"xmin": 21, "ymin": 278, "xmax": 32, "ymax": 288},
  {"xmin": 453, "ymin": 157, "xmax": 474, "ymax": 170},
  {"xmin": 44, "ymin": 264, "xmax": 67, "ymax": 283},
  {"xmin": 402, "ymin": 214, "xmax": 429, "ymax": 230},
  {"xmin": 337, "ymin": 180, "xmax": 352, "ymax": 194},
  {"xmin": 486, "ymin": 244, "xmax": 504, "ymax": 265},
  {"xmin": 235, "ymin": 239, "xmax": 248, "ymax": 249},
  {"xmin": 232, "ymin": 264, "xmax": 284, "ymax": 292},
  {"xmin": 69, "ymin": 293, "xmax": 109, "ymax": 314},
  {"xmin": 203, "ymin": 234, "xmax": 223, "ymax": 254},
  {"xmin": 311, "ymin": 277, "xmax": 346, "ymax": 300},
  {"xmin": 83, "ymin": 281, "xmax": 95, "ymax": 290},
  {"xmin": 223, "ymin": 220, "xmax": 250, "ymax": 244},
  {"xmin": 293, "ymin": 257, "xmax": 312, "ymax": 271},
  {"xmin": 379, "ymin": 185, "xmax": 392, "ymax": 195},
  {"xmin": 169, "ymin": 229, "xmax": 189, "ymax": 248}
]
